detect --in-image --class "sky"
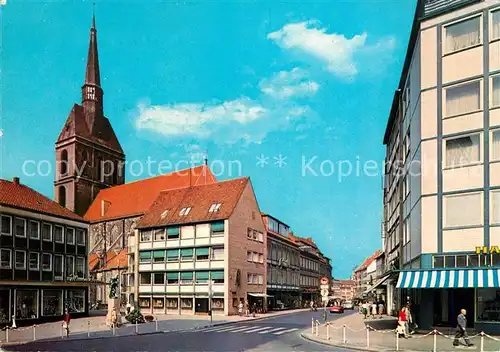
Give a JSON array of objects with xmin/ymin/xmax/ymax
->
[{"xmin": 0, "ymin": 0, "xmax": 416, "ymax": 279}]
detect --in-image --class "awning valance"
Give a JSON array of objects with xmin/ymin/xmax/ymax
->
[
  {"xmin": 396, "ymin": 269, "xmax": 500, "ymax": 289},
  {"xmin": 365, "ymin": 274, "xmax": 391, "ymax": 294},
  {"xmin": 248, "ymin": 293, "xmax": 273, "ymax": 297}
]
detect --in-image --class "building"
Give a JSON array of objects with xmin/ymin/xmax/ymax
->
[
  {"xmin": 133, "ymin": 177, "xmax": 266, "ymax": 316},
  {"xmin": 382, "ymin": 0, "xmax": 500, "ymax": 333},
  {"xmin": 352, "ymin": 250, "xmax": 382, "ymax": 300},
  {"xmin": 330, "ymin": 279, "xmax": 355, "ymax": 302},
  {"xmin": 0, "ymin": 177, "xmax": 89, "ymax": 325},
  {"xmin": 54, "ymin": 15, "xmax": 125, "ymax": 218},
  {"xmin": 263, "ymin": 214, "xmax": 301, "ymax": 309}
]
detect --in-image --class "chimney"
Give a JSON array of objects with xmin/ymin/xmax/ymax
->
[{"xmin": 13, "ymin": 177, "xmax": 20, "ymax": 185}]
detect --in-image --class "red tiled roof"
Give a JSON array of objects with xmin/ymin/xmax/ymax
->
[
  {"xmin": 354, "ymin": 249, "xmax": 382, "ymax": 272},
  {"xmin": 84, "ymin": 165, "xmax": 216, "ymax": 222},
  {"xmin": 0, "ymin": 178, "xmax": 85, "ymax": 222},
  {"xmin": 89, "ymin": 248, "xmax": 128, "ymax": 272},
  {"xmin": 137, "ymin": 177, "xmax": 250, "ymax": 229}
]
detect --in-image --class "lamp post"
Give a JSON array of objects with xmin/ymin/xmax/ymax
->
[{"xmin": 208, "ymin": 279, "xmax": 214, "ymax": 326}]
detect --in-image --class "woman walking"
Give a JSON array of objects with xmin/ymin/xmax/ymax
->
[{"xmin": 62, "ymin": 310, "xmax": 71, "ymax": 337}]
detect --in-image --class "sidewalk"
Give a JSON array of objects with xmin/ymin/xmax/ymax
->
[
  {"xmin": 301, "ymin": 312, "xmax": 500, "ymax": 352},
  {"xmin": 0, "ymin": 308, "xmax": 308, "ymax": 347}
]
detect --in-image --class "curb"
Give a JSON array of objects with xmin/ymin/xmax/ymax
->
[{"xmin": 300, "ymin": 333, "xmax": 386, "ymax": 352}]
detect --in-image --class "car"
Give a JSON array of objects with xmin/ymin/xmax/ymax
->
[
  {"xmin": 343, "ymin": 301, "xmax": 354, "ymax": 310},
  {"xmin": 329, "ymin": 305, "xmax": 344, "ymax": 314}
]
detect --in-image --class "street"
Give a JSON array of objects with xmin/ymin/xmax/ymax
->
[{"xmin": 3, "ymin": 310, "xmax": 354, "ymax": 352}]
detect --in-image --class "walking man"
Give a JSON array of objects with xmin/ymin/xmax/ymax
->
[{"xmin": 453, "ymin": 309, "xmax": 473, "ymax": 347}]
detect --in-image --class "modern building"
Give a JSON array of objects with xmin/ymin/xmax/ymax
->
[
  {"xmin": 263, "ymin": 214, "xmax": 301, "ymax": 309},
  {"xmin": 0, "ymin": 177, "xmax": 89, "ymax": 325},
  {"xmin": 382, "ymin": 0, "xmax": 500, "ymax": 333},
  {"xmin": 134, "ymin": 177, "xmax": 267, "ymax": 316}
]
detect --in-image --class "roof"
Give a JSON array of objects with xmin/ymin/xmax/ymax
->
[
  {"xmin": 261, "ymin": 213, "xmax": 290, "ymax": 228},
  {"xmin": 136, "ymin": 177, "xmax": 250, "ymax": 229},
  {"xmin": 332, "ymin": 279, "xmax": 355, "ymax": 286},
  {"xmin": 354, "ymin": 250, "xmax": 383, "ymax": 273},
  {"xmin": 89, "ymin": 248, "xmax": 128, "ymax": 272},
  {"xmin": 0, "ymin": 178, "xmax": 86, "ymax": 222},
  {"xmin": 84, "ymin": 165, "xmax": 216, "ymax": 222}
]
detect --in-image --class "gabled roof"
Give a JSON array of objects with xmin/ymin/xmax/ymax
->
[
  {"xmin": 57, "ymin": 104, "xmax": 124, "ymax": 153},
  {"xmin": 354, "ymin": 249, "xmax": 383, "ymax": 273},
  {"xmin": 136, "ymin": 177, "xmax": 250, "ymax": 229},
  {"xmin": 85, "ymin": 165, "xmax": 216, "ymax": 222},
  {"xmin": 89, "ymin": 248, "xmax": 127, "ymax": 272},
  {"xmin": 0, "ymin": 178, "xmax": 86, "ymax": 222}
]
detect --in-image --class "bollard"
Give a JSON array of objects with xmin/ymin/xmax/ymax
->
[
  {"xmin": 433, "ymin": 329, "xmax": 437, "ymax": 352},
  {"xmin": 366, "ymin": 327, "xmax": 370, "ymax": 348},
  {"xmin": 87, "ymin": 320, "xmax": 90, "ymax": 338},
  {"xmin": 396, "ymin": 330, "xmax": 399, "ymax": 351},
  {"xmin": 113, "ymin": 323, "xmax": 116, "ymax": 336},
  {"xmin": 311, "ymin": 317, "xmax": 314, "ymax": 334},
  {"xmin": 155, "ymin": 318, "xmax": 158, "ymax": 332},
  {"xmin": 342, "ymin": 324, "xmax": 346, "ymax": 344},
  {"xmin": 6, "ymin": 327, "xmax": 9, "ymax": 343},
  {"xmin": 33, "ymin": 324, "xmax": 36, "ymax": 341},
  {"xmin": 480, "ymin": 331, "xmax": 484, "ymax": 352},
  {"xmin": 326, "ymin": 324, "xmax": 330, "ymax": 340},
  {"xmin": 315, "ymin": 322, "xmax": 318, "ymax": 337},
  {"xmin": 135, "ymin": 320, "xmax": 138, "ymax": 334}
]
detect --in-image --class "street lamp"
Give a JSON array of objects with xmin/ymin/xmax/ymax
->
[{"xmin": 208, "ymin": 279, "xmax": 214, "ymax": 326}]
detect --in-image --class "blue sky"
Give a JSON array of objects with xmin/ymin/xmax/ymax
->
[{"xmin": 0, "ymin": 0, "xmax": 416, "ymax": 279}]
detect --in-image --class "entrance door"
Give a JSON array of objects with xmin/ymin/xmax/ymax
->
[
  {"xmin": 195, "ymin": 298, "xmax": 209, "ymax": 314},
  {"xmin": 451, "ymin": 289, "xmax": 474, "ymax": 328}
]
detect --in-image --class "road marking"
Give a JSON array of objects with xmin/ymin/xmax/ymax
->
[
  {"xmin": 211, "ymin": 326, "xmax": 245, "ymax": 332},
  {"xmin": 203, "ymin": 326, "xmax": 237, "ymax": 332},
  {"xmin": 243, "ymin": 326, "xmax": 272, "ymax": 333},
  {"xmin": 258, "ymin": 327, "xmax": 286, "ymax": 334},
  {"xmin": 228, "ymin": 326, "xmax": 259, "ymax": 333},
  {"xmin": 273, "ymin": 328, "xmax": 299, "ymax": 335}
]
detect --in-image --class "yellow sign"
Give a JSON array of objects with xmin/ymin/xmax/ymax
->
[{"xmin": 475, "ymin": 246, "xmax": 500, "ymax": 254}]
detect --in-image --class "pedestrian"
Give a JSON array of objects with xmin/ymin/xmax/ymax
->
[
  {"xmin": 111, "ymin": 308, "xmax": 118, "ymax": 328},
  {"xmin": 245, "ymin": 300, "xmax": 250, "ymax": 317},
  {"xmin": 371, "ymin": 302, "xmax": 377, "ymax": 317},
  {"xmin": 453, "ymin": 309, "xmax": 474, "ymax": 347},
  {"xmin": 126, "ymin": 302, "xmax": 132, "ymax": 315},
  {"xmin": 238, "ymin": 301, "xmax": 244, "ymax": 316},
  {"xmin": 362, "ymin": 302, "xmax": 368, "ymax": 319},
  {"xmin": 252, "ymin": 303, "xmax": 257, "ymax": 318},
  {"xmin": 398, "ymin": 306, "xmax": 410, "ymax": 338},
  {"xmin": 378, "ymin": 300, "xmax": 384, "ymax": 318},
  {"xmin": 404, "ymin": 304, "xmax": 414, "ymax": 335},
  {"xmin": 62, "ymin": 310, "xmax": 71, "ymax": 337},
  {"xmin": 310, "ymin": 300, "xmax": 314, "ymax": 312}
]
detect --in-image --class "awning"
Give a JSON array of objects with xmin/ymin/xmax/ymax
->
[
  {"xmin": 365, "ymin": 274, "xmax": 391, "ymax": 294},
  {"xmin": 397, "ymin": 269, "xmax": 500, "ymax": 289},
  {"xmin": 247, "ymin": 293, "xmax": 273, "ymax": 297}
]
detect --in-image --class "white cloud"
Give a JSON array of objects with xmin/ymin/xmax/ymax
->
[
  {"xmin": 268, "ymin": 20, "xmax": 395, "ymax": 78},
  {"xmin": 259, "ymin": 67, "xmax": 319, "ymax": 99}
]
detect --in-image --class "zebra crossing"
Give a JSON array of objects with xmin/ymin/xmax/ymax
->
[{"xmin": 199, "ymin": 324, "xmax": 299, "ymax": 336}]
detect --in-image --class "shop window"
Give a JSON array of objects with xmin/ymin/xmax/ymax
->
[
  {"xmin": 480, "ymin": 254, "xmax": 490, "ymax": 267},
  {"xmin": 181, "ymin": 248, "xmax": 193, "ymax": 261},
  {"xmin": 140, "ymin": 231, "xmax": 152, "ymax": 242},
  {"xmin": 181, "ymin": 298, "xmax": 192, "ymax": 308},
  {"xmin": 211, "ymin": 247, "xmax": 224, "ymax": 260},
  {"xmin": 167, "ymin": 227, "xmax": 180, "ymax": 239},
  {"xmin": 153, "ymin": 298, "xmax": 164, "ymax": 309},
  {"xmin": 66, "ymin": 228, "xmax": 75, "ymax": 245},
  {"xmin": 166, "ymin": 298, "xmax": 178, "ymax": 308},
  {"xmin": 167, "ymin": 249, "xmax": 179, "ymax": 262},
  {"xmin": 445, "ymin": 256, "xmax": 456, "ymax": 268},
  {"xmin": 54, "ymin": 226, "xmax": 64, "ymax": 243},
  {"xmin": 0, "ymin": 249, "xmax": 11, "ymax": 269},
  {"xmin": 42, "ymin": 253, "xmax": 52, "ymax": 272},
  {"xmin": 153, "ymin": 250, "xmax": 165, "ymax": 263},
  {"xmin": 195, "ymin": 247, "xmax": 209, "ymax": 261},
  {"xmin": 433, "ymin": 256, "xmax": 444, "ymax": 268},
  {"xmin": 14, "ymin": 218, "xmax": 26, "ymax": 238},
  {"xmin": 139, "ymin": 297, "xmax": 151, "ymax": 308},
  {"xmin": 66, "ymin": 256, "xmax": 74, "ymax": 277},
  {"xmin": 212, "ymin": 298, "xmax": 224, "ymax": 310},
  {"xmin": 140, "ymin": 273, "xmax": 151, "ymax": 285},
  {"xmin": 42, "ymin": 290, "xmax": 62, "ymax": 316},
  {"xmin": 180, "ymin": 272, "xmax": 193, "ymax": 284},
  {"xmin": 153, "ymin": 273, "xmax": 164, "ymax": 285},
  {"xmin": 154, "ymin": 229, "xmax": 165, "ymax": 242},
  {"xmin": 195, "ymin": 271, "xmax": 209, "ymax": 284},
  {"xmin": 139, "ymin": 251, "xmax": 152, "ymax": 263},
  {"xmin": 476, "ymin": 288, "xmax": 500, "ymax": 323},
  {"xmin": 15, "ymin": 251, "xmax": 26, "ymax": 270},
  {"xmin": 211, "ymin": 271, "xmax": 224, "ymax": 284},
  {"xmin": 1, "ymin": 215, "xmax": 11, "ymax": 236},
  {"xmin": 167, "ymin": 272, "xmax": 179, "ymax": 285},
  {"xmin": 468, "ymin": 254, "xmax": 479, "ymax": 267},
  {"xmin": 76, "ymin": 229, "xmax": 85, "ymax": 246},
  {"xmin": 456, "ymin": 255, "xmax": 467, "ymax": 268},
  {"xmin": 41, "ymin": 223, "xmax": 52, "ymax": 242},
  {"xmin": 211, "ymin": 221, "xmax": 224, "ymax": 235},
  {"xmin": 29, "ymin": 221, "xmax": 39, "ymax": 239},
  {"xmin": 493, "ymin": 253, "xmax": 500, "ymax": 267},
  {"xmin": 15, "ymin": 290, "xmax": 38, "ymax": 319}
]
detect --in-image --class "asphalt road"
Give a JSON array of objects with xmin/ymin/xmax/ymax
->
[{"xmin": 4, "ymin": 310, "xmax": 355, "ymax": 352}]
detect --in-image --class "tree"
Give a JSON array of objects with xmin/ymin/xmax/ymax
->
[{"xmin": 125, "ymin": 304, "xmax": 145, "ymax": 324}]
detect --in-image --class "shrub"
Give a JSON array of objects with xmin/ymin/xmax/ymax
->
[{"xmin": 125, "ymin": 305, "xmax": 145, "ymax": 324}]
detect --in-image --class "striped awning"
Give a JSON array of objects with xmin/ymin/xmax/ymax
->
[{"xmin": 397, "ymin": 269, "xmax": 500, "ymax": 289}]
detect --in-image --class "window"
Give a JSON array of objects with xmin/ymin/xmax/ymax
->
[
  {"xmin": 446, "ymin": 80, "xmax": 481, "ymax": 117},
  {"xmin": 16, "ymin": 290, "xmax": 38, "ymax": 319},
  {"xmin": 0, "ymin": 249, "xmax": 11, "ymax": 269},
  {"xmin": 247, "ymin": 273, "xmax": 255, "ymax": 284},
  {"xmin": 493, "ymin": 130, "xmax": 500, "ymax": 161},
  {"xmin": 181, "ymin": 248, "xmax": 193, "ymax": 261},
  {"xmin": 41, "ymin": 223, "xmax": 52, "ymax": 241},
  {"xmin": 445, "ymin": 256, "xmax": 456, "ymax": 268},
  {"xmin": 53, "ymin": 226, "xmax": 64, "ymax": 243},
  {"xmin": 195, "ymin": 247, "xmax": 209, "ymax": 261},
  {"xmin": 139, "ymin": 251, "xmax": 152, "ymax": 263},
  {"xmin": 211, "ymin": 221, "xmax": 224, "ymax": 235},
  {"xmin": 67, "ymin": 290, "xmax": 85, "ymax": 313},
  {"xmin": 75, "ymin": 257, "xmax": 85, "ymax": 278},
  {"xmin": 28, "ymin": 221, "xmax": 39, "ymax": 239},
  {"xmin": 42, "ymin": 253, "xmax": 52, "ymax": 271},
  {"xmin": 179, "ymin": 207, "xmax": 191, "ymax": 216},
  {"xmin": 492, "ymin": 10, "xmax": 500, "ymax": 40},
  {"xmin": 445, "ymin": 192, "xmax": 482, "ymax": 228},
  {"xmin": 153, "ymin": 250, "xmax": 165, "ymax": 263},
  {"xmin": 445, "ymin": 134, "xmax": 480, "ymax": 167},
  {"xmin": 180, "ymin": 271, "xmax": 193, "ymax": 284},
  {"xmin": 445, "ymin": 16, "xmax": 481, "ymax": 53},
  {"xmin": 42, "ymin": 290, "xmax": 62, "ymax": 316},
  {"xmin": 181, "ymin": 298, "xmax": 192, "ymax": 308},
  {"xmin": 208, "ymin": 203, "xmax": 221, "ymax": 213},
  {"xmin": 166, "ymin": 298, "xmax": 178, "ymax": 308},
  {"xmin": 14, "ymin": 218, "xmax": 26, "ymax": 237},
  {"xmin": 167, "ymin": 249, "xmax": 179, "ymax": 262},
  {"xmin": 140, "ymin": 231, "xmax": 152, "ymax": 242},
  {"xmin": 211, "ymin": 271, "xmax": 224, "ymax": 284},
  {"xmin": 154, "ymin": 229, "xmax": 165, "ymax": 241},
  {"xmin": 66, "ymin": 228, "xmax": 75, "ymax": 244},
  {"xmin": 477, "ymin": 288, "xmax": 500, "ymax": 322},
  {"xmin": 54, "ymin": 255, "xmax": 63, "ymax": 279},
  {"xmin": 76, "ymin": 229, "xmax": 85, "ymax": 245},
  {"xmin": 492, "ymin": 76, "xmax": 500, "ymax": 108},
  {"xmin": 253, "ymin": 252, "xmax": 259, "ymax": 263},
  {"xmin": 211, "ymin": 247, "xmax": 224, "ymax": 260},
  {"xmin": 66, "ymin": 255, "xmax": 74, "ymax": 277},
  {"xmin": 153, "ymin": 273, "xmax": 164, "ymax": 285},
  {"xmin": 468, "ymin": 254, "xmax": 479, "ymax": 267},
  {"xmin": 28, "ymin": 252, "xmax": 39, "ymax": 271},
  {"xmin": 258, "ymin": 274, "xmax": 263, "ymax": 284},
  {"xmin": 153, "ymin": 298, "xmax": 164, "ymax": 309},
  {"xmin": 140, "ymin": 273, "xmax": 151, "ymax": 285},
  {"xmin": 139, "ymin": 297, "xmax": 151, "ymax": 308},
  {"xmin": 258, "ymin": 253, "xmax": 264, "ymax": 263},
  {"xmin": 180, "ymin": 226, "xmax": 194, "ymax": 239},
  {"xmin": 433, "ymin": 256, "xmax": 444, "ymax": 268},
  {"xmin": 167, "ymin": 272, "xmax": 179, "ymax": 285},
  {"xmin": 1, "ymin": 215, "xmax": 11, "ymax": 235},
  {"xmin": 167, "ymin": 227, "xmax": 180, "ymax": 239},
  {"xmin": 456, "ymin": 255, "xmax": 467, "ymax": 268},
  {"xmin": 493, "ymin": 191, "xmax": 500, "ymax": 224},
  {"xmin": 15, "ymin": 250, "xmax": 26, "ymax": 270},
  {"xmin": 247, "ymin": 251, "xmax": 253, "ymax": 262},
  {"xmin": 195, "ymin": 271, "xmax": 209, "ymax": 284},
  {"xmin": 160, "ymin": 210, "xmax": 169, "ymax": 219}
]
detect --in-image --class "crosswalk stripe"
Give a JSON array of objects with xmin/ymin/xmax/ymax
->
[
  {"xmin": 203, "ymin": 326, "xmax": 237, "ymax": 332},
  {"xmin": 229, "ymin": 326, "xmax": 258, "ymax": 333},
  {"xmin": 243, "ymin": 326, "xmax": 272, "ymax": 333},
  {"xmin": 258, "ymin": 327, "xmax": 286, "ymax": 334},
  {"xmin": 273, "ymin": 328, "xmax": 299, "ymax": 335},
  {"xmin": 214, "ymin": 326, "xmax": 246, "ymax": 332}
]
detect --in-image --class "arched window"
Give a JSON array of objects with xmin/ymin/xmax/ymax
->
[
  {"xmin": 60, "ymin": 150, "xmax": 68, "ymax": 175},
  {"xmin": 58, "ymin": 186, "xmax": 66, "ymax": 207}
]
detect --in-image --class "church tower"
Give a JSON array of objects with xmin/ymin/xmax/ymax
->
[{"xmin": 55, "ymin": 15, "xmax": 125, "ymax": 217}]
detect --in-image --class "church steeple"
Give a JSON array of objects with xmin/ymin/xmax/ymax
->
[{"xmin": 82, "ymin": 13, "xmax": 103, "ymax": 129}]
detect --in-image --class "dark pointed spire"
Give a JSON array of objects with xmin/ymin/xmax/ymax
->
[{"xmin": 84, "ymin": 13, "xmax": 100, "ymax": 87}]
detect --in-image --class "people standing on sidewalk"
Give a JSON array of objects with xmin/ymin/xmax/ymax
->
[
  {"xmin": 398, "ymin": 306, "xmax": 410, "ymax": 338},
  {"xmin": 453, "ymin": 309, "xmax": 474, "ymax": 347},
  {"xmin": 62, "ymin": 310, "xmax": 71, "ymax": 337},
  {"xmin": 245, "ymin": 300, "xmax": 250, "ymax": 317},
  {"xmin": 378, "ymin": 300, "xmax": 385, "ymax": 318},
  {"xmin": 371, "ymin": 302, "xmax": 377, "ymax": 317},
  {"xmin": 238, "ymin": 301, "xmax": 244, "ymax": 316},
  {"xmin": 361, "ymin": 302, "xmax": 368, "ymax": 319}
]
